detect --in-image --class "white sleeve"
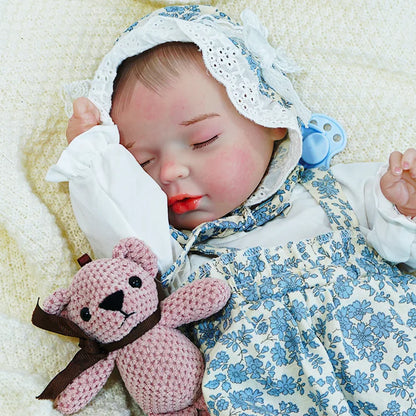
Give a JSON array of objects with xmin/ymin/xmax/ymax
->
[
  {"xmin": 331, "ymin": 162, "xmax": 416, "ymax": 269},
  {"xmin": 46, "ymin": 125, "xmax": 178, "ymax": 272}
]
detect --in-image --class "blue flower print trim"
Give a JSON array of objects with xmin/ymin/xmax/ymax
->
[
  {"xmin": 120, "ymin": 5, "xmax": 204, "ymax": 40},
  {"xmin": 229, "ymin": 36, "xmax": 294, "ymax": 108},
  {"xmin": 158, "ymin": 5, "xmax": 235, "ymax": 25},
  {"xmin": 159, "ymin": 5, "xmax": 202, "ymax": 21},
  {"xmin": 123, "ymin": 21, "xmax": 138, "ymax": 34},
  {"xmin": 301, "ymin": 168, "xmax": 358, "ymax": 230}
]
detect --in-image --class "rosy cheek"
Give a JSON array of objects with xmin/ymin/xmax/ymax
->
[
  {"xmin": 203, "ymin": 148, "xmax": 257, "ymax": 193},
  {"xmin": 227, "ymin": 147, "xmax": 257, "ymax": 175}
]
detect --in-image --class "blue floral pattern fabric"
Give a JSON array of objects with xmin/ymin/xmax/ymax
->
[{"xmin": 164, "ymin": 167, "xmax": 416, "ymax": 415}]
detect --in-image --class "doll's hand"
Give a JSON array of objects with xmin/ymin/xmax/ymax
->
[
  {"xmin": 66, "ymin": 97, "xmax": 100, "ymax": 143},
  {"xmin": 380, "ymin": 149, "xmax": 416, "ymax": 218}
]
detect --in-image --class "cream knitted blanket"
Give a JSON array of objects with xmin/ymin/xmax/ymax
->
[{"xmin": 1, "ymin": 0, "xmax": 415, "ymax": 414}]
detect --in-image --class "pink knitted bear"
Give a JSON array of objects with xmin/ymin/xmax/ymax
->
[{"xmin": 34, "ymin": 237, "xmax": 231, "ymax": 415}]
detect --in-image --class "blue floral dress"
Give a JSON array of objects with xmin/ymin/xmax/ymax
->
[{"xmin": 162, "ymin": 166, "xmax": 416, "ymax": 416}]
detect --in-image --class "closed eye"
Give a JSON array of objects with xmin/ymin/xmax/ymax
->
[
  {"xmin": 140, "ymin": 159, "xmax": 153, "ymax": 168},
  {"xmin": 192, "ymin": 135, "xmax": 219, "ymax": 150},
  {"xmin": 120, "ymin": 139, "xmax": 152, "ymax": 168}
]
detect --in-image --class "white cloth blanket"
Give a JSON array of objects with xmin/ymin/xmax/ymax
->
[{"xmin": 1, "ymin": 0, "xmax": 415, "ymax": 414}]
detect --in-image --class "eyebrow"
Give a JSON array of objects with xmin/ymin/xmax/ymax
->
[{"xmin": 180, "ymin": 113, "xmax": 220, "ymax": 126}]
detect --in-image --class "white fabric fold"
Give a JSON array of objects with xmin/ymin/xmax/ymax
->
[
  {"xmin": 47, "ymin": 125, "xmax": 174, "ymax": 272},
  {"xmin": 332, "ymin": 163, "xmax": 416, "ymax": 269},
  {"xmin": 367, "ymin": 165, "xmax": 416, "ymax": 268}
]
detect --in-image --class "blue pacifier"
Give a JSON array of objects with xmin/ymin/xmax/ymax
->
[{"xmin": 299, "ymin": 113, "xmax": 347, "ymax": 168}]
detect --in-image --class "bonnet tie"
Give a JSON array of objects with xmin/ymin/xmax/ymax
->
[
  {"xmin": 161, "ymin": 166, "xmax": 302, "ymax": 287},
  {"xmin": 31, "ymin": 284, "xmax": 162, "ymax": 401}
]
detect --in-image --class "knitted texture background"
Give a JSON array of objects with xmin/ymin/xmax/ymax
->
[{"xmin": 0, "ymin": 0, "xmax": 415, "ymax": 414}]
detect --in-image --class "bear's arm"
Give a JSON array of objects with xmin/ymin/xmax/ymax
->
[
  {"xmin": 160, "ymin": 278, "xmax": 231, "ymax": 328},
  {"xmin": 54, "ymin": 351, "xmax": 116, "ymax": 414}
]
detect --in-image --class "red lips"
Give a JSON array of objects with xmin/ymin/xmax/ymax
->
[{"xmin": 168, "ymin": 194, "xmax": 202, "ymax": 214}]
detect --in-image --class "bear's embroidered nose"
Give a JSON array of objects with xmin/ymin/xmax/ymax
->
[{"xmin": 99, "ymin": 290, "xmax": 124, "ymax": 312}]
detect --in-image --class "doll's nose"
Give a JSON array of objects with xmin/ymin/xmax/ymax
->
[
  {"xmin": 99, "ymin": 290, "xmax": 124, "ymax": 312},
  {"xmin": 159, "ymin": 155, "xmax": 190, "ymax": 185}
]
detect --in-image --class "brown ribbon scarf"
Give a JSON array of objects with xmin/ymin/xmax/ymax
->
[{"xmin": 32, "ymin": 281, "xmax": 164, "ymax": 401}]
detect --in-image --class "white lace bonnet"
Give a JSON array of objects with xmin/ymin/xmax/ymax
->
[{"xmin": 68, "ymin": 5, "xmax": 311, "ymax": 204}]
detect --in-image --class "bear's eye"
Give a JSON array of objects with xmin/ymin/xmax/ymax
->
[
  {"xmin": 80, "ymin": 307, "xmax": 91, "ymax": 322},
  {"xmin": 129, "ymin": 276, "xmax": 142, "ymax": 288}
]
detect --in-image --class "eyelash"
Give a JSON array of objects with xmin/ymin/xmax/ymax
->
[
  {"xmin": 192, "ymin": 135, "xmax": 219, "ymax": 150},
  {"xmin": 140, "ymin": 160, "xmax": 151, "ymax": 168},
  {"xmin": 139, "ymin": 135, "xmax": 219, "ymax": 168}
]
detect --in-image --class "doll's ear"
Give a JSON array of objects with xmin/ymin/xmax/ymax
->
[
  {"xmin": 42, "ymin": 288, "xmax": 71, "ymax": 315},
  {"xmin": 272, "ymin": 127, "xmax": 288, "ymax": 141},
  {"xmin": 112, "ymin": 237, "xmax": 158, "ymax": 276}
]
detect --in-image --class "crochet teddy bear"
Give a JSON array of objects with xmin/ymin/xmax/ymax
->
[{"xmin": 32, "ymin": 237, "xmax": 231, "ymax": 415}]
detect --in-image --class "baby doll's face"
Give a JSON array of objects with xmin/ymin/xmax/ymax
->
[{"xmin": 111, "ymin": 65, "xmax": 286, "ymax": 230}]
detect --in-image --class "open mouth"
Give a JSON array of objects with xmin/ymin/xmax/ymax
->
[{"xmin": 168, "ymin": 194, "xmax": 202, "ymax": 214}]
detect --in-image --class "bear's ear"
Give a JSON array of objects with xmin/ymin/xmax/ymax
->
[
  {"xmin": 77, "ymin": 253, "xmax": 92, "ymax": 267},
  {"xmin": 112, "ymin": 238, "xmax": 158, "ymax": 276},
  {"xmin": 42, "ymin": 288, "xmax": 71, "ymax": 315}
]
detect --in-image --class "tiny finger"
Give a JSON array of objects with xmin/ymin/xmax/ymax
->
[
  {"xmin": 72, "ymin": 97, "xmax": 100, "ymax": 124},
  {"xmin": 401, "ymin": 148, "xmax": 416, "ymax": 177},
  {"xmin": 388, "ymin": 151, "xmax": 403, "ymax": 176}
]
